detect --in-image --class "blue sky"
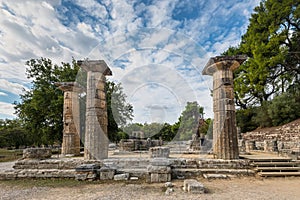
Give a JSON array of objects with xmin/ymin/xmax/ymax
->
[{"xmin": 0, "ymin": 0, "xmax": 260, "ymax": 124}]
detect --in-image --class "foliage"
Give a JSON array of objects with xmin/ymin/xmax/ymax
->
[
  {"xmin": 175, "ymin": 101, "xmax": 204, "ymax": 140},
  {"xmin": 106, "ymin": 82, "xmax": 133, "ymax": 142},
  {"xmin": 236, "ymin": 84, "xmax": 300, "ymax": 132},
  {"xmin": 224, "ymin": 0, "xmax": 300, "ymax": 108},
  {"xmin": 0, "ymin": 119, "xmax": 29, "ymax": 149},
  {"xmin": 113, "ymin": 101, "xmax": 211, "ymax": 142},
  {"xmin": 14, "ymin": 58, "xmax": 79, "ymax": 146},
  {"xmin": 224, "ymin": 0, "xmax": 300, "ymax": 131},
  {"xmin": 14, "ymin": 57, "xmax": 133, "ymax": 146}
]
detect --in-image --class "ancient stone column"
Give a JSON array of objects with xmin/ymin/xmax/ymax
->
[
  {"xmin": 78, "ymin": 60, "xmax": 112, "ymax": 160},
  {"xmin": 56, "ymin": 82, "xmax": 82, "ymax": 156},
  {"xmin": 202, "ymin": 55, "xmax": 246, "ymax": 159}
]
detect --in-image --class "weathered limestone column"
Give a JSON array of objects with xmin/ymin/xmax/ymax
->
[
  {"xmin": 78, "ymin": 60, "xmax": 112, "ymax": 160},
  {"xmin": 202, "ymin": 56, "xmax": 246, "ymax": 159},
  {"xmin": 56, "ymin": 82, "xmax": 82, "ymax": 156}
]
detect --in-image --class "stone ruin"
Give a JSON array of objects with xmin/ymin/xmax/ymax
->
[
  {"xmin": 239, "ymin": 119, "xmax": 300, "ymax": 159},
  {"xmin": 26, "ymin": 56, "xmax": 247, "ymax": 161},
  {"xmin": 188, "ymin": 118, "xmax": 213, "ymax": 153},
  {"xmin": 56, "ymin": 82, "xmax": 82, "ymax": 156},
  {"xmin": 119, "ymin": 131, "xmax": 163, "ymax": 151},
  {"xmin": 202, "ymin": 55, "xmax": 247, "ymax": 159},
  {"xmin": 6, "ymin": 56, "xmax": 267, "ymax": 183}
]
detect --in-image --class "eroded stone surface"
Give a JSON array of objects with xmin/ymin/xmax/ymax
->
[
  {"xmin": 78, "ymin": 60, "xmax": 112, "ymax": 160},
  {"xmin": 183, "ymin": 179, "xmax": 205, "ymax": 193},
  {"xmin": 23, "ymin": 148, "xmax": 52, "ymax": 159},
  {"xmin": 202, "ymin": 55, "xmax": 246, "ymax": 160}
]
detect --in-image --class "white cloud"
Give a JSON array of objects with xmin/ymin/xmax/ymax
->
[
  {"xmin": 0, "ymin": 79, "xmax": 27, "ymax": 95},
  {"xmin": 0, "ymin": 102, "xmax": 15, "ymax": 118},
  {"xmin": 0, "ymin": 92, "xmax": 7, "ymax": 96},
  {"xmin": 0, "ymin": 0, "xmax": 261, "ymax": 122}
]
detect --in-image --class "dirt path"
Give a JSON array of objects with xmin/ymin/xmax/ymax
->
[{"xmin": 1, "ymin": 177, "xmax": 300, "ymax": 200}]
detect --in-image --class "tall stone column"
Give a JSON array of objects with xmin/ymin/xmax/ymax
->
[
  {"xmin": 56, "ymin": 82, "xmax": 82, "ymax": 156},
  {"xmin": 78, "ymin": 60, "xmax": 112, "ymax": 160},
  {"xmin": 202, "ymin": 56, "xmax": 246, "ymax": 159}
]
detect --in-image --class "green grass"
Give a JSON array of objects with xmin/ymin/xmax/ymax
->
[{"xmin": 0, "ymin": 148, "xmax": 23, "ymax": 162}]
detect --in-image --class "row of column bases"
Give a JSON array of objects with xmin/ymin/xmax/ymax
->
[{"xmin": 57, "ymin": 56, "xmax": 247, "ymax": 160}]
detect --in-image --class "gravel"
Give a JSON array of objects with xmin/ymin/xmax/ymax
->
[{"xmin": 1, "ymin": 177, "xmax": 300, "ymax": 200}]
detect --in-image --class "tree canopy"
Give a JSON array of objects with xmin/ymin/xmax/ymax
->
[
  {"xmin": 224, "ymin": 0, "xmax": 300, "ymax": 108},
  {"xmin": 14, "ymin": 58, "xmax": 133, "ymax": 146},
  {"xmin": 224, "ymin": 0, "xmax": 300, "ymax": 131}
]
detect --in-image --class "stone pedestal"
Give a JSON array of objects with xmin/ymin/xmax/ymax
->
[
  {"xmin": 56, "ymin": 82, "xmax": 82, "ymax": 156},
  {"xmin": 147, "ymin": 158, "xmax": 171, "ymax": 183},
  {"xmin": 202, "ymin": 55, "xmax": 246, "ymax": 159},
  {"xmin": 78, "ymin": 60, "xmax": 112, "ymax": 160}
]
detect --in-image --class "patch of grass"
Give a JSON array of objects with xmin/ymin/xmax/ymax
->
[{"xmin": 0, "ymin": 148, "xmax": 23, "ymax": 162}]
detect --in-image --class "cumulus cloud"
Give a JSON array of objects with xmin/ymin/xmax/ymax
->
[
  {"xmin": 0, "ymin": 0, "xmax": 260, "ymax": 122},
  {"xmin": 0, "ymin": 102, "xmax": 16, "ymax": 118},
  {"xmin": 0, "ymin": 79, "xmax": 27, "ymax": 95}
]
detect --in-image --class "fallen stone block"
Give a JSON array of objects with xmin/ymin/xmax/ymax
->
[
  {"xmin": 99, "ymin": 166, "xmax": 115, "ymax": 180},
  {"xmin": 165, "ymin": 182, "xmax": 173, "ymax": 188},
  {"xmin": 183, "ymin": 179, "xmax": 205, "ymax": 194},
  {"xmin": 130, "ymin": 177, "xmax": 139, "ymax": 181},
  {"xmin": 114, "ymin": 173, "xmax": 129, "ymax": 181}
]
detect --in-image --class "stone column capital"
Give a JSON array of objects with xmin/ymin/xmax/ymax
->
[
  {"xmin": 55, "ymin": 82, "xmax": 84, "ymax": 93},
  {"xmin": 78, "ymin": 60, "xmax": 112, "ymax": 76},
  {"xmin": 202, "ymin": 55, "xmax": 247, "ymax": 76}
]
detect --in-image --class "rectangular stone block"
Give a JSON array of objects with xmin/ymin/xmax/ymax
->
[
  {"xmin": 114, "ymin": 173, "xmax": 129, "ymax": 181},
  {"xmin": 147, "ymin": 165, "xmax": 171, "ymax": 173},
  {"xmin": 150, "ymin": 173, "xmax": 171, "ymax": 183},
  {"xmin": 149, "ymin": 147, "xmax": 170, "ymax": 158},
  {"xmin": 150, "ymin": 158, "xmax": 170, "ymax": 166},
  {"xmin": 183, "ymin": 179, "xmax": 205, "ymax": 193},
  {"xmin": 99, "ymin": 167, "xmax": 115, "ymax": 180}
]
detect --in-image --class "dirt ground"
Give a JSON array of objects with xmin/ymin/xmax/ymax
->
[{"xmin": 1, "ymin": 177, "xmax": 300, "ymax": 200}]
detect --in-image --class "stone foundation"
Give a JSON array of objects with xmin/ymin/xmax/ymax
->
[
  {"xmin": 0, "ymin": 157, "xmax": 253, "ymax": 181},
  {"xmin": 22, "ymin": 148, "xmax": 52, "ymax": 159}
]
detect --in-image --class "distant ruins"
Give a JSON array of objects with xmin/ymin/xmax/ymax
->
[{"xmin": 119, "ymin": 131, "xmax": 163, "ymax": 151}]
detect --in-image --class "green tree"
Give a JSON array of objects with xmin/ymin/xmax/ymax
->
[
  {"xmin": 0, "ymin": 119, "xmax": 29, "ymax": 148},
  {"xmin": 15, "ymin": 58, "xmax": 79, "ymax": 146},
  {"xmin": 106, "ymin": 82, "xmax": 134, "ymax": 142},
  {"xmin": 175, "ymin": 101, "xmax": 204, "ymax": 140},
  {"xmin": 14, "ymin": 58, "xmax": 133, "ymax": 146},
  {"xmin": 224, "ymin": 0, "xmax": 300, "ymax": 108}
]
